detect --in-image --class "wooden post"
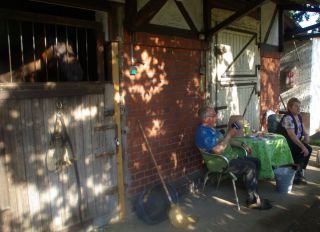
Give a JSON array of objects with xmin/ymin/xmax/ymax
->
[
  {"xmin": 96, "ymin": 31, "xmax": 105, "ymax": 81},
  {"xmin": 111, "ymin": 41, "xmax": 125, "ymax": 220}
]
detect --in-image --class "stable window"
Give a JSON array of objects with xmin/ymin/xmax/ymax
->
[{"xmin": 0, "ymin": 7, "xmax": 105, "ymax": 83}]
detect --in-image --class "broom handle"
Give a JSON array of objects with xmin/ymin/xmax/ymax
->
[{"xmin": 138, "ymin": 121, "xmax": 174, "ymax": 204}]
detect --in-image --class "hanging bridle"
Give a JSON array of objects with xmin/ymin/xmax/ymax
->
[{"xmin": 46, "ymin": 100, "xmax": 83, "ymax": 223}]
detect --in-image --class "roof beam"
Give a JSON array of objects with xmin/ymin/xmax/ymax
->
[
  {"xmin": 281, "ymin": 4, "xmax": 320, "ymax": 12},
  {"xmin": 207, "ymin": 0, "xmax": 267, "ymax": 38},
  {"xmin": 278, "ymin": 6, "xmax": 284, "ymax": 52},
  {"xmin": 30, "ymin": 0, "xmax": 120, "ymax": 11},
  {"xmin": 285, "ymin": 22, "xmax": 320, "ymax": 39},
  {"xmin": 285, "ymin": 32, "xmax": 320, "ymax": 41},
  {"xmin": 129, "ymin": 0, "xmax": 168, "ymax": 31},
  {"xmin": 203, "ymin": 0, "xmax": 211, "ymax": 35}
]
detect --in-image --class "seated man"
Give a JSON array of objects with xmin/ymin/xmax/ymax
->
[{"xmin": 195, "ymin": 105, "xmax": 272, "ymax": 210}]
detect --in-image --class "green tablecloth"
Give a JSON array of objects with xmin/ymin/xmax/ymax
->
[{"xmin": 231, "ymin": 133, "xmax": 294, "ymax": 179}]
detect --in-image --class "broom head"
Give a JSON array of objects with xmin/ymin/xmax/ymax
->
[{"xmin": 168, "ymin": 204, "xmax": 198, "ymax": 229}]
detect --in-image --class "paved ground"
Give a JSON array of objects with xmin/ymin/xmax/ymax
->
[{"xmin": 92, "ymin": 152, "xmax": 320, "ymax": 232}]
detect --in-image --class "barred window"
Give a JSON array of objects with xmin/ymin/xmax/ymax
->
[{"xmin": 0, "ymin": 5, "xmax": 105, "ymax": 83}]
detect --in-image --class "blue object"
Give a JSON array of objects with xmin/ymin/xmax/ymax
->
[
  {"xmin": 267, "ymin": 114, "xmax": 281, "ymax": 133},
  {"xmin": 195, "ymin": 125, "xmax": 223, "ymax": 152},
  {"xmin": 130, "ymin": 66, "xmax": 137, "ymax": 75},
  {"xmin": 274, "ymin": 167, "xmax": 296, "ymax": 193}
]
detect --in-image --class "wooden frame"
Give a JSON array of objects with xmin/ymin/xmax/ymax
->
[
  {"xmin": 207, "ymin": 0, "xmax": 267, "ymax": 37},
  {"xmin": 278, "ymin": 6, "xmax": 284, "ymax": 52},
  {"xmin": 125, "ymin": 0, "xmax": 200, "ymax": 39},
  {"xmin": 0, "ymin": 9, "xmax": 102, "ymax": 31},
  {"xmin": 0, "ymin": 82, "xmax": 106, "ymax": 100},
  {"xmin": 31, "ymin": 0, "xmax": 122, "ymax": 12}
]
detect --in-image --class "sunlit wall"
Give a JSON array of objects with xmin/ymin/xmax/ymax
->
[{"xmin": 121, "ymin": 32, "xmax": 206, "ymax": 195}]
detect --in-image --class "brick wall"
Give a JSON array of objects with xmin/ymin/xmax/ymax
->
[
  {"xmin": 260, "ymin": 55, "xmax": 280, "ymax": 130},
  {"xmin": 122, "ymin": 32, "xmax": 206, "ymax": 195}
]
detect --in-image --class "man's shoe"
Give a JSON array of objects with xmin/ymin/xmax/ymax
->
[
  {"xmin": 293, "ymin": 177, "xmax": 307, "ymax": 185},
  {"xmin": 293, "ymin": 178, "xmax": 301, "ymax": 185},
  {"xmin": 299, "ymin": 176, "xmax": 307, "ymax": 185}
]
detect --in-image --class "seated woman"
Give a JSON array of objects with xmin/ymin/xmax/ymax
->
[{"xmin": 277, "ymin": 97, "xmax": 312, "ymax": 184}]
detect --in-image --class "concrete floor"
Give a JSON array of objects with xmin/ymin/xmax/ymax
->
[{"xmin": 94, "ymin": 152, "xmax": 320, "ymax": 232}]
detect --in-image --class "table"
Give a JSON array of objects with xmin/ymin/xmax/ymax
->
[{"xmin": 231, "ymin": 133, "xmax": 294, "ymax": 179}]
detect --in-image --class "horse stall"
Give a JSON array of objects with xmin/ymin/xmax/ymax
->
[{"xmin": 0, "ymin": 6, "xmax": 121, "ymax": 231}]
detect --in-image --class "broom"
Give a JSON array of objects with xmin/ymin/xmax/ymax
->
[{"xmin": 138, "ymin": 121, "xmax": 198, "ymax": 229}]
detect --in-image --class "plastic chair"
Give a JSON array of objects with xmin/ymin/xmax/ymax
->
[
  {"xmin": 199, "ymin": 146, "xmax": 247, "ymax": 211},
  {"xmin": 267, "ymin": 114, "xmax": 281, "ymax": 133}
]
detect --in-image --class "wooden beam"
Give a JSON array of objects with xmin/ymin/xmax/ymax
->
[
  {"xmin": 260, "ymin": 43, "xmax": 281, "ymax": 59},
  {"xmin": 139, "ymin": 24, "xmax": 199, "ymax": 39},
  {"xmin": 207, "ymin": 0, "xmax": 267, "ymax": 37},
  {"xmin": 278, "ymin": 6, "xmax": 284, "ymax": 52},
  {"xmin": 0, "ymin": 82, "xmax": 106, "ymax": 100},
  {"xmin": 285, "ymin": 32, "xmax": 320, "ymax": 41},
  {"xmin": 0, "ymin": 9, "xmax": 101, "ymax": 30},
  {"xmin": 111, "ymin": 42, "xmax": 126, "ymax": 221},
  {"xmin": 108, "ymin": 3, "xmax": 125, "ymax": 41},
  {"xmin": 124, "ymin": 0, "xmax": 137, "ymax": 31},
  {"xmin": 30, "ymin": 0, "xmax": 122, "ymax": 11},
  {"xmin": 175, "ymin": 0, "xmax": 198, "ymax": 33},
  {"xmin": 211, "ymin": 0, "xmax": 254, "ymax": 11},
  {"xmin": 203, "ymin": 0, "xmax": 211, "ymax": 36},
  {"xmin": 286, "ymin": 22, "xmax": 320, "ymax": 39},
  {"xmin": 129, "ymin": 0, "xmax": 169, "ymax": 31},
  {"xmin": 96, "ymin": 31, "xmax": 105, "ymax": 81},
  {"xmin": 281, "ymin": 4, "xmax": 320, "ymax": 12}
]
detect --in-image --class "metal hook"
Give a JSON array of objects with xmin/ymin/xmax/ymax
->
[
  {"xmin": 56, "ymin": 101, "xmax": 63, "ymax": 110},
  {"xmin": 56, "ymin": 101, "xmax": 63, "ymax": 116}
]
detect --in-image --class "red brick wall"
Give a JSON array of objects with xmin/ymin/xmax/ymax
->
[
  {"xmin": 260, "ymin": 55, "xmax": 280, "ymax": 131},
  {"xmin": 122, "ymin": 32, "xmax": 206, "ymax": 195}
]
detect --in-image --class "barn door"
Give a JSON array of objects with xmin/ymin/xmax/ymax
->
[
  {"xmin": 0, "ymin": 84, "xmax": 120, "ymax": 231},
  {"xmin": 210, "ymin": 28, "xmax": 260, "ymax": 130}
]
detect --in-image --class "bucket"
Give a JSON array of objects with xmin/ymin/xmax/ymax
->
[
  {"xmin": 274, "ymin": 167, "xmax": 296, "ymax": 193},
  {"xmin": 135, "ymin": 183, "xmax": 178, "ymax": 225}
]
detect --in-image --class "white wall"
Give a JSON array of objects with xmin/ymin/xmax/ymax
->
[
  {"xmin": 281, "ymin": 39, "xmax": 320, "ymax": 135},
  {"xmin": 310, "ymin": 39, "xmax": 320, "ymax": 134}
]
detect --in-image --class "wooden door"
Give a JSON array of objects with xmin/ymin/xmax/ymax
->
[
  {"xmin": 0, "ymin": 84, "xmax": 118, "ymax": 231},
  {"xmin": 210, "ymin": 28, "xmax": 260, "ymax": 130}
]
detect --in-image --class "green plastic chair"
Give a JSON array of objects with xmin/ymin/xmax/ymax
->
[{"xmin": 199, "ymin": 146, "xmax": 247, "ymax": 211}]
